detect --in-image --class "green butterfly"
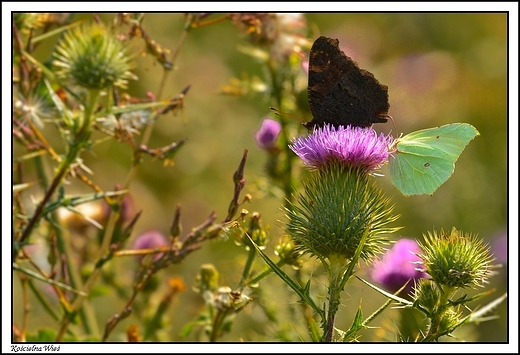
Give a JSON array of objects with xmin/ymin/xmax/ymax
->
[{"xmin": 389, "ymin": 123, "xmax": 480, "ymax": 196}]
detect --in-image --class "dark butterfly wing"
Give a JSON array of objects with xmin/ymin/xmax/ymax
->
[{"xmin": 306, "ymin": 36, "xmax": 389, "ymax": 129}]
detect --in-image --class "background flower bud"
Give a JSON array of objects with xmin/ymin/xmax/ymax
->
[
  {"xmin": 255, "ymin": 118, "xmax": 281, "ymax": 151},
  {"xmin": 418, "ymin": 228, "xmax": 494, "ymax": 289},
  {"xmin": 371, "ymin": 238, "xmax": 428, "ymax": 295},
  {"xmin": 53, "ymin": 24, "xmax": 136, "ymax": 90},
  {"xmin": 132, "ymin": 230, "xmax": 169, "ymax": 262}
]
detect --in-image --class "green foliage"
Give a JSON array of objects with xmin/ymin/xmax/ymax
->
[{"xmin": 26, "ymin": 328, "xmax": 57, "ymax": 342}]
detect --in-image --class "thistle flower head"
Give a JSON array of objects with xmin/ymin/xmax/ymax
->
[
  {"xmin": 289, "ymin": 125, "xmax": 393, "ymax": 172},
  {"xmin": 371, "ymin": 238, "xmax": 428, "ymax": 294},
  {"xmin": 53, "ymin": 24, "xmax": 136, "ymax": 90},
  {"xmin": 286, "ymin": 124, "xmax": 399, "ymax": 264},
  {"xmin": 418, "ymin": 228, "xmax": 495, "ymax": 289}
]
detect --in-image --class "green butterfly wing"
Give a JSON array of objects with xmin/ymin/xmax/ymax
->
[{"xmin": 389, "ymin": 123, "xmax": 480, "ymax": 196}]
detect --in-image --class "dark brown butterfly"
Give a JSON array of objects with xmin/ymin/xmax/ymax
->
[{"xmin": 305, "ymin": 36, "xmax": 390, "ymax": 129}]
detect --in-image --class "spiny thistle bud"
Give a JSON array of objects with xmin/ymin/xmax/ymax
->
[
  {"xmin": 413, "ymin": 278, "xmax": 466, "ymax": 341},
  {"xmin": 418, "ymin": 227, "xmax": 495, "ymax": 289},
  {"xmin": 237, "ymin": 212, "xmax": 268, "ymax": 249},
  {"xmin": 13, "ymin": 13, "xmax": 44, "ymax": 34},
  {"xmin": 412, "ymin": 278, "xmax": 441, "ymax": 313},
  {"xmin": 286, "ymin": 164, "xmax": 399, "ymax": 263},
  {"xmin": 14, "ymin": 13, "xmax": 70, "ymax": 34},
  {"xmin": 437, "ymin": 307, "xmax": 463, "ymax": 334},
  {"xmin": 248, "ymin": 212, "xmax": 268, "ymax": 247},
  {"xmin": 287, "ymin": 124, "xmax": 399, "ymax": 264},
  {"xmin": 193, "ymin": 264, "xmax": 220, "ymax": 294},
  {"xmin": 53, "ymin": 24, "xmax": 137, "ymax": 90},
  {"xmin": 274, "ymin": 236, "xmax": 303, "ymax": 270}
]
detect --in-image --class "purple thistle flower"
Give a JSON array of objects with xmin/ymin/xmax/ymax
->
[
  {"xmin": 372, "ymin": 239, "xmax": 428, "ymax": 294},
  {"xmin": 255, "ymin": 118, "xmax": 282, "ymax": 150},
  {"xmin": 132, "ymin": 230, "xmax": 169, "ymax": 261},
  {"xmin": 289, "ymin": 124, "xmax": 393, "ymax": 172},
  {"xmin": 491, "ymin": 229, "xmax": 507, "ymax": 265}
]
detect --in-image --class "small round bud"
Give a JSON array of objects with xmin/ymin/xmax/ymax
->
[
  {"xmin": 193, "ymin": 264, "xmax": 220, "ymax": 294},
  {"xmin": 132, "ymin": 230, "xmax": 168, "ymax": 262},
  {"xmin": 412, "ymin": 279, "xmax": 441, "ymax": 312},
  {"xmin": 274, "ymin": 236, "xmax": 303, "ymax": 270},
  {"xmin": 255, "ymin": 118, "xmax": 281, "ymax": 151},
  {"xmin": 53, "ymin": 24, "xmax": 137, "ymax": 90},
  {"xmin": 418, "ymin": 228, "xmax": 494, "ymax": 289}
]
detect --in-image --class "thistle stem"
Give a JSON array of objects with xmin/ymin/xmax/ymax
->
[
  {"xmin": 267, "ymin": 58, "xmax": 294, "ymax": 209},
  {"xmin": 16, "ymin": 89, "xmax": 100, "ymax": 258},
  {"xmin": 239, "ymin": 242, "xmax": 258, "ymax": 288},
  {"xmin": 323, "ymin": 255, "xmax": 347, "ymax": 342}
]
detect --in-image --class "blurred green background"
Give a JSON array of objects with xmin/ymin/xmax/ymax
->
[{"xmin": 13, "ymin": 13, "xmax": 508, "ymax": 342}]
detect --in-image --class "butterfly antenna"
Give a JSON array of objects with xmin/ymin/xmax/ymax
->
[
  {"xmin": 269, "ymin": 107, "xmax": 306, "ymax": 123},
  {"xmin": 386, "ymin": 114, "xmax": 398, "ymax": 137}
]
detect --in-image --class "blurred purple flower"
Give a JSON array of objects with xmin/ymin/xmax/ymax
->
[
  {"xmin": 132, "ymin": 230, "xmax": 169, "ymax": 261},
  {"xmin": 491, "ymin": 229, "xmax": 507, "ymax": 264},
  {"xmin": 372, "ymin": 239, "xmax": 428, "ymax": 294},
  {"xmin": 301, "ymin": 60, "xmax": 309, "ymax": 74},
  {"xmin": 289, "ymin": 124, "xmax": 393, "ymax": 172},
  {"xmin": 255, "ymin": 118, "xmax": 282, "ymax": 150}
]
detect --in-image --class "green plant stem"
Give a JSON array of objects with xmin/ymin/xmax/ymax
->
[
  {"xmin": 16, "ymin": 157, "xmax": 71, "ymax": 258},
  {"xmin": 20, "ymin": 275, "xmax": 30, "ymax": 341},
  {"xmin": 47, "ymin": 89, "xmax": 102, "ymax": 341},
  {"xmin": 102, "ymin": 285, "xmax": 140, "ymax": 342},
  {"xmin": 34, "ymin": 155, "xmax": 49, "ymax": 191},
  {"xmin": 322, "ymin": 255, "xmax": 346, "ymax": 342},
  {"xmin": 52, "ymin": 211, "xmax": 99, "ymax": 337},
  {"xmin": 55, "ymin": 86, "xmax": 160, "ymax": 339},
  {"xmin": 16, "ymin": 89, "xmax": 100, "ymax": 258},
  {"xmin": 77, "ymin": 88, "xmax": 100, "ymax": 140},
  {"xmin": 239, "ymin": 243, "xmax": 258, "ymax": 288},
  {"xmin": 245, "ymin": 260, "xmax": 286, "ymax": 286},
  {"xmin": 267, "ymin": 58, "xmax": 294, "ymax": 209},
  {"xmin": 27, "ymin": 280, "xmax": 60, "ymax": 321},
  {"xmin": 422, "ymin": 285, "xmax": 456, "ymax": 342},
  {"xmin": 210, "ymin": 308, "xmax": 231, "ymax": 342}
]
